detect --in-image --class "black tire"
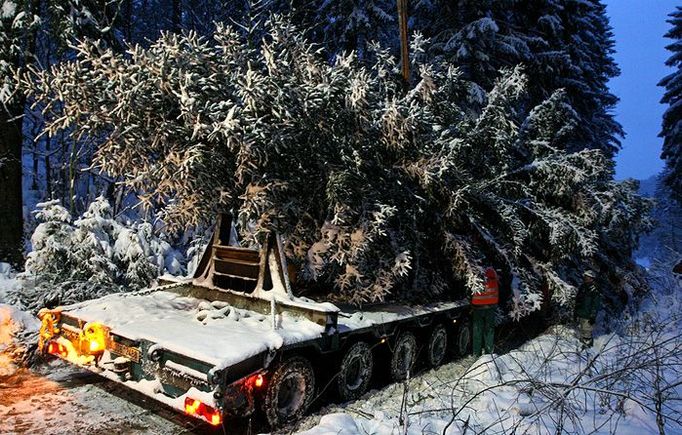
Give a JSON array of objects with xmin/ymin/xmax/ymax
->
[
  {"xmin": 337, "ymin": 341, "xmax": 374, "ymax": 401},
  {"xmin": 263, "ymin": 357, "xmax": 316, "ymax": 428},
  {"xmin": 426, "ymin": 325, "xmax": 448, "ymax": 367},
  {"xmin": 454, "ymin": 320, "xmax": 471, "ymax": 356},
  {"xmin": 390, "ymin": 331, "xmax": 417, "ymax": 381}
]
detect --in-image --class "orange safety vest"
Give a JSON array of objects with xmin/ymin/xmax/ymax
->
[{"xmin": 472, "ymin": 267, "xmax": 499, "ymax": 306}]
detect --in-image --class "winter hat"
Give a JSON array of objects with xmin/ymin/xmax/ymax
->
[{"xmin": 583, "ymin": 269, "xmax": 597, "ymax": 279}]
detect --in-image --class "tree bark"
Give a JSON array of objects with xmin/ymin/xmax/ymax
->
[
  {"xmin": 0, "ymin": 106, "xmax": 24, "ymax": 267},
  {"xmin": 45, "ymin": 134, "xmax": 52, "ymax": 198},
  {"xmin": 172, "ymin": 0, "xmax": 182, "ymax": 32},
  {"xmin": 124, "ymin": 0, "xmax": 133, "ymax": 41}
]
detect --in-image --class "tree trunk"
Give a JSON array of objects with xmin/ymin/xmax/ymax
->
[
  {"xmin": 172, "ymin": 0, "xmax": 181, "ymax": 32},
  {"xmin": 0, "ymin": 106, "xmax": 24, "ymax": 267},
  {"xmin": 124, "ymin": 0, "xmax": 133, "ymax": 41},
  {"xmin": 31, "ymin": 139, "xmax": 39, "ymax": 191},
  {"xmin": 45, "ymin": 134, "xmax": 52, "ymax": 198}
]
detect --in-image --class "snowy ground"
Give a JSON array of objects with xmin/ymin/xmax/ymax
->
[
  {"xmin": 297, "ymin": 328, "xmax": 667, "ymax": 435},
  {"xmin": 297, "ymin": 266, "xmax": 682, "ymax": 435},
  {"xmin": 0, "ymin": 361, "xmax": 216, "ymax": 434}
]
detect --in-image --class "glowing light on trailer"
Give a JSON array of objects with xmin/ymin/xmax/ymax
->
[
  {"xmin": 82, "ymin": 322, "xmax": 107, "ymax": 354},
  {"xmin": 184, "ymin": 398, "xmax": 201, "ymax": 415},
  {"xmin": 47, "ymin": 341, "xmax": 68, "ymax": 358},
  {"xmin": 89, "ymin": 339, "xmax": 104, "ymax": 352},
  {"xmin": 208, "ymin": 409, "xmax": 222, "ymax": 426},
  {"xmin": 183, "ymin": 397, "xmax": 223, "ymax": 426},
  {"xmin": 254, "ymin": 374, "xmax": 264, "ymax": 388}
]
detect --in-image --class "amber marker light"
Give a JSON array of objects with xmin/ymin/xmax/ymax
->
[
  {"xmin": 82, "ymin": 322, "xmax": 107, "ymax": 354},
  {"xmin": 89, "ymin": 338, "xmax": 105, "ymax": 352},
  {"xmin": 254, "ymin": 373, "xmax": 264, "ymax": 388}
]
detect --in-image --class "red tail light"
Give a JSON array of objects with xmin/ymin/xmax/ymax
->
[
  {"xmin": 183, "ymin": 397, "xmax": 223, "ymax": 426},
  {"xmin": 47, "ymin": 340, "xmax": 68, "ymax": 358},
  {"xmin": 246, "ymin": 372, "xmax": 266, "ymax": 389},
  {"xmin": 207, "ymin": 408, "xmax": 223, "ymax": 426},
  {"xmin": 184, "ymin": 398, "xmax": 201, "ymax": 415}
]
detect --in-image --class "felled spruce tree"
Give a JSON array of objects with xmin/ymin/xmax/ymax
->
[{"xmin": 22, "ymin": 17, "xmax": 650, "ymax": 317}]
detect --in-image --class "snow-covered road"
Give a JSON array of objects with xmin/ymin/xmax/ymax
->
[{"xmin": 0, "ymin": 362, "xmax": 210, "ymax": 434}]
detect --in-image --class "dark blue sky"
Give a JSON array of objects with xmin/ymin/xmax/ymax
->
[{"xmin": 606, "ymin": 0, "xmax": 676, "ymax": 180}]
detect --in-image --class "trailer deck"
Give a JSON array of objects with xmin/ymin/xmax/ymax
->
[{"xmin": 58, "ymin": 283, "xmax": 467, "ymax": 370}]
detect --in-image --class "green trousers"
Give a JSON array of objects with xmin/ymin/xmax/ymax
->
[{"xmin": 472, "ymin": 306, "xmax": 496, "ymax": 356}]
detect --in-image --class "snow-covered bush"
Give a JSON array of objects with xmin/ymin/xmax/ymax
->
[
  {"xmin": 0, "ymin": 303, "xmax": 39, "ymax": 376},
  {"xmin": 9, "ymin": 197, "xmax": 186, "ymax": 311},
  {"xmin": 0, "ymin": 262, "xmax": 20, "ymax": 304},
  {"xmin": 22, "ymin": 16, "xmax": 651, "ymax": 311},
  {"xmin": 637, "ymin": 179, "xmax": 682, "ymax": 267}
]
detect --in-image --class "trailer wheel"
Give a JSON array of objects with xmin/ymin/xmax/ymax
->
[
  {"xmin": 263, "ymin": 357, "xmax": 315, "ymax": 428},
  {"xmin": 426, "ymin": 325, "xmax": 448, "ymax": 367},
  {"xmin": 337, "ymin": 341, "xmax": 373, "ymax": 401},
  {"xmin": 455, "ymin": 320, "xmax": 471, "ymax": 356},
  {"xmin": 390, "ymin": 331, "xmax": 417, "ymax": 381}
]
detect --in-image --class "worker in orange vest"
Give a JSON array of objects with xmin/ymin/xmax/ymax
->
[{"xmin": 472, "ymin": 267, "xmax": 499, "ymax": 356}]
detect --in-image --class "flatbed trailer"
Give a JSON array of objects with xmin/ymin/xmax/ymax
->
[{"xmin": 37, "ymin": 216, "xmax": 472, "ymax": 428}]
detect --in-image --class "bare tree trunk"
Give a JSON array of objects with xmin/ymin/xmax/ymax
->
[
  {"xmin": 0, "ymin": 0, "xmax": 41, "ymax": 268},
  {"xmin": 172, "ymin": 0, "xmax": 182, "ymax": 32},
  {"xmin": 31, "ymin": 135, "xmax": 39, "ymax": 191},
  {"xmin": 396, "ymin": 0, "xmax": 410, "ymax": 84},
  {"xmin": 68, "ymin": 138, "xmax": 77, "ymax": 215},
  {"xmin": 45, "ymin": 134, "xmax": 52, "ymax": 198},
  {"xmin": 27, "ymin": 103, "xmax": 41, "ymax": 193},
  {"xmin": 653, "ymin": 345, "xmax": 667, "ymax": 435},
  {"xmin": 124, "ymin": 0, "xmax": 133, "ymax": 41},
  {"xmin": 0, "ymin": 106, "xmax": 25, "ymax": 267}
]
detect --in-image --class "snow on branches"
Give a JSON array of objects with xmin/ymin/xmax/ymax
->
[
  {"xmin": 21, "ymin": 16, "xmax": 650, "ymax": 312},
  {"xmin": 10, "ymin": 197, "xmax": 183, "ymax": 311}
]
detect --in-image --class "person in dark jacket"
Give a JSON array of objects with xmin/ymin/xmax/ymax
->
[{"xmin": 575, "ymin": 269, "xmax": 601, "ymax": 347}]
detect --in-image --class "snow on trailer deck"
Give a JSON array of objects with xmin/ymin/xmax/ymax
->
[
  {"xmin": 61, "ymin": 283, "xmax": 467, "ymax": 371},
  {"xmin": 63, "ymin": 286, "xmax": 323, "ymax": 369}
]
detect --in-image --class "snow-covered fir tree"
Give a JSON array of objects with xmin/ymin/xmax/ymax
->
[
  {"xmin": 1, "ymin": 0, "xmax": 627, "ymax": 273},
  {"xmin": 413, "ymin": 0, "xmax": 532, "ymax": 89},
  {"xmin": 21, "ymin": 17, "xmax": 651, "ymax": 317},
  {"xmin": 315, "ymin": 0, "xmax": 394, "ymax": 57},
  {"xmin": 637, "ymin": 178, "xmax": 682, "ymax": 265},
  {"xmin": 549, "ymin": 0, "xmax": 622, "ymax": 155},
  {"xmin": 660, "ymin": 6, "xmax": 682, "ymax": 201},
  {"xmin": 9, "ymin": 197, "xmax": 185, "ymax": 311},
  {"xmin": 413, "ymin": 0, "xmax": 622, "ymax": 157}
]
